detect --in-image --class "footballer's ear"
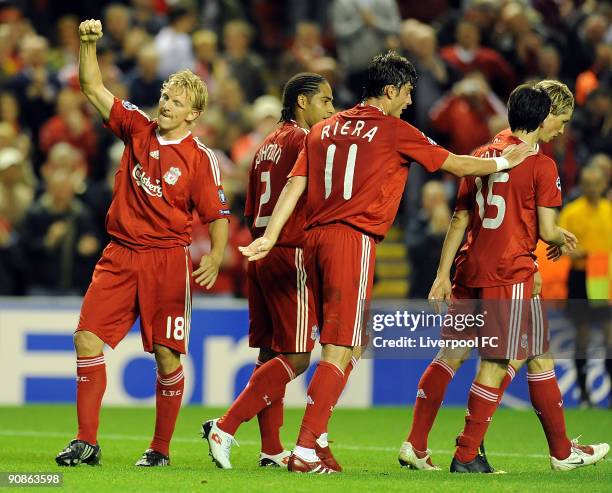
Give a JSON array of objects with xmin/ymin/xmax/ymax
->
[
  {"xmin": 383, "ymin": 84, "xmax": 397, "ymax": 99},
  {"xmin": 187, "ymin": 109, "xmax": 201, "ymax": 123},
  {"xmin": 297, "ymin": 93, "xmax": 308, "ymax": 110}
]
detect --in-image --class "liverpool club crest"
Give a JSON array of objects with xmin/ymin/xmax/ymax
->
[{"xmin": 163, "ymin": 167, "xmax": 182, "ymax": 185}]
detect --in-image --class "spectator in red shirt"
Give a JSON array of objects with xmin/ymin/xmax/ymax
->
[
  {"xmin": 440, "ymin": 19, "xmax": 515, "ymax": 98},
  {"xmin": 429, "ymin": 73, "xmax": 507, "ymax": 155},
  {"xmin": 39, "ymin": 88, "xmax": 98, "ymax": 165}
]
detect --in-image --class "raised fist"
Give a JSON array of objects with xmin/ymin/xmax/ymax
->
[{"xmin": 79, "ymin": 19, "xmax": 103, "ymax": 43}]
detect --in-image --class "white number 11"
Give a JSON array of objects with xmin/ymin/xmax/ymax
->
[{"xmin": 324, "ymin": 143, "xmax": 358, "ymax": 200}]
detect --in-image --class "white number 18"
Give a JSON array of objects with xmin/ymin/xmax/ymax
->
[{"xmin": 166, "ymin": 316, "xmax": 185, "ymax": 340}]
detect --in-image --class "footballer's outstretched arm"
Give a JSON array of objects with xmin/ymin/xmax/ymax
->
[
  {"xmin": 428, "ymin": 209, "xmax": 470, "ymax": 312},
  {"xmin": 440, "ymin": 144, "xmax": 536, "ymax": 177},
  {"xmin": 239, "ymin": 176, "xmax": 307, "ymax": 261},
  {"xmin": 78, "ymin": 19, "xmax": 114, "ymax": 121}
]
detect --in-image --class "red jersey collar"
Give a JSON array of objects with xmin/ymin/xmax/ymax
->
[{"xmin": 155, "ymin": 128, "xmax": 192, "ymax": 145}]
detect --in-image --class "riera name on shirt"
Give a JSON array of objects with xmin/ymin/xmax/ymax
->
[{"xmin": 320, "ymin": 120, "xmax": 378, "ymax": 142}]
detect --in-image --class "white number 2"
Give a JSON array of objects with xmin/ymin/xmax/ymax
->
[
  {"xmin": 324, "ymin": 143, "xmax": 358, "ymax": 200},
  {"xmin": 254, "ymin": 171, "xmax": 271, "ymax": 227},
  {"xmin": 166, "ymin": 316, "xmax": 185, "ymax": 340},
  {"xmin": 475, "ymin": 172, "xmax": 509, "ymax": 229}
]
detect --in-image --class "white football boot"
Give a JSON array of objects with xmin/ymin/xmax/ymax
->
[
  {"xmin": 550, "ymin": 438, "xmax": 609, "ymax": 471},
  {"xmin": 201, "ymin": 418, "xmax": 238, "ymax": 469},
  {"xmin": 398, "ymin": 441, "xmax": 441, "ymax": 471},
  {"xmin": 259, "ymin": 450, "xmax": 291, "ymax": 467}
]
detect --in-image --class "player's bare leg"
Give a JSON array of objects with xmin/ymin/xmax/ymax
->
[
  {"xmin": 135, "ymin": 345, "xmax": 182, "ymax": 466},
  {"xmin": 289, "ymin": 343, "xmax": 352, "ymax": 473},
  {"xmin": 55, "ymin": 331, "xmax": 105, "ymax": 466},
  {"xmin": 400, "ymin": 346, "xmax": 470, "ymax": 471}
]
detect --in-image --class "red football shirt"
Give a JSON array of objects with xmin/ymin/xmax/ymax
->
[
  {"xmin": 104, "ymin": 98, "xmax": 230, "ymax": 250},
  {"xmin": 290, "ymin": 104, "xmax": 449, "ymax": 241},
  {"xmin": 245, "ymin": 121, "xmax": 308, "ymax": 247},
  {"xmin": 454, "ymin": 129, "xmax": 562, "ymax": 287}
]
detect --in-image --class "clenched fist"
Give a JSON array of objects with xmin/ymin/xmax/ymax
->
[{"xmin": 79, "ymin": 19, "xmax": 103, "ymax": 43}]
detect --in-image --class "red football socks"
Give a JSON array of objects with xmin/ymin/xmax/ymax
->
[
  {"xmin": 218, "ymin": 355, "xmax": 296, "ymax": 437},
  {"xmin": 150, "ymin": 365, "xmax": 185, "ymax": 457},
  {"xmin": 499, "ymin": 364, "xmax": 517, "ymax": 394},
  {"xmin": 342, "ymin": 357, "xmax": 356, "ymax": 389},
  {"xmin": 407, "ymin": 359, "xmax": 455, "ymax": 451},
  {"xmin": 255, "ymin": 360, "xmax": 285, "ymax": 455},
  {"xmin": 297, "ymin": 361, "xmax": 345, "ymax": 448},
  {"xmin": 527, "ymin": 370, "xmax": 571, "ymax": 460},
  {"xmin": 76, "ymin": 354, "xmax": 107, "ymax": 445},
  {"xmin": 455, "ymin": 382, "xmax": 502, "ymax": 463}
]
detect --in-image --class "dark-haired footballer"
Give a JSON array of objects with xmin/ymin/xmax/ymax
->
[
  {"xmin": 239, "ymin": 51, "xmax": 536, "ymax": 473},
  {"xmin": 202, "ymin": 73, "xmax": 337, "ymax": 470},
  {"xmin": 402, "ymin": 81, "xmax": 608, "ymax": 473}
]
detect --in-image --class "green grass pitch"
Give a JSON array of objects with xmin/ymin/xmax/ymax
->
[{"xmin": 0, "ymin": 405, "xmax": 610, "ymax": 492}]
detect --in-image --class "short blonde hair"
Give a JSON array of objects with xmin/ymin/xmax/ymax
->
[
  {"xmin": 162, "ymin": 70, "xmax": 208, "ymax": 113},
  {"xmin": 534, "ymin": 80, "xmax": 574, "ymax": 116}
]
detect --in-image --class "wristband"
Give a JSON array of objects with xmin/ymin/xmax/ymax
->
[{"xmin": 494, "ymin": 156, "xmax": 510, "ymax": 171}]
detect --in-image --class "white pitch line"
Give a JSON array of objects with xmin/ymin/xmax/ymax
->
[{"xmin": 0, "ymin": 429, "xmax": 550, "ymax": 459}]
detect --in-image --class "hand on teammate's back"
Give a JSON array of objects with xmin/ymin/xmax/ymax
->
[
  {"xmin": 238, "ymin": 236, "xmax": 274, "ymax": 262},
  {"xmin": 501, "ymin": 143, "xmax": 538, "ymax": 169}
]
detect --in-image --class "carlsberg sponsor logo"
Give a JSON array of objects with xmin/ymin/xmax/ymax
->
[{"xmin": 133, "ymin": 163, "xmax": 162, "ymax": 197}]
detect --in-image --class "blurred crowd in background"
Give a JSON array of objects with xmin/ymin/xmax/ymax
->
[{"xmin": 0, "ymin": 0, "xmax": 610, "ymax": 298}]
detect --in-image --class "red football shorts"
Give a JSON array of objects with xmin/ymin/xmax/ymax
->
[
  {"xmin": 248, "ymin": 246, "xmax": 317, "ymax": 353},
  {"xmin": 77, "ymin": 241, "xmax": 192, "ymax": 354},
  {"xmin": 442, "ymin": 276, "xmax": 549, "ymax": 359},
  {"xmin": 304, "ymin": 225, "xmax": 375, "ymax": 347}
]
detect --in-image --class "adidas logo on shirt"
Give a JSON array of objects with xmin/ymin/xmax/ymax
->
[
  {"xmin": 416, "ymin": 388, "xmax": 427, "ymax": 399},
  {"xmin": 307, "ymin": 395, "xmax": 315, "ymax": 405}
]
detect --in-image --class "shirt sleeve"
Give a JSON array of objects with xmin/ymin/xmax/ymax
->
[
  {"xmin": 192, "ymin": 149, "xmax": 231, "ymax": 223},
  {"xmin": 535, "ymin": 156, "xmax": 562, "ymax": 208},
  {"xmin": 454, "ymin": 177, "xmax": 474, "ymax": 211},
  {"xmin": 104, "ymin": 98, "xmax": 153, "ymax": 142},
  {"xmin": 289, "ymin": 145, "xmax": 308, "ymax": 177},
  {"xmin": 396, "ymin": 120, "xmax": 450, "ymax": 172}
]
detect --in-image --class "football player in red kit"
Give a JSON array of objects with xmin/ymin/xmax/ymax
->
[
  {"xmin": 55, "ymin": 19, "xmax": 230, "ymax": 467},
  {"xmin": 202, "ymin": 73, "xmax": 340, "ymax": 470},
  {"xmin": 401, "ymin": 81, "xmax": 609, "ymax": 473},
  {"xmin": 240, "ymin": 51, "xmax": 535, "ymax": 473}
]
